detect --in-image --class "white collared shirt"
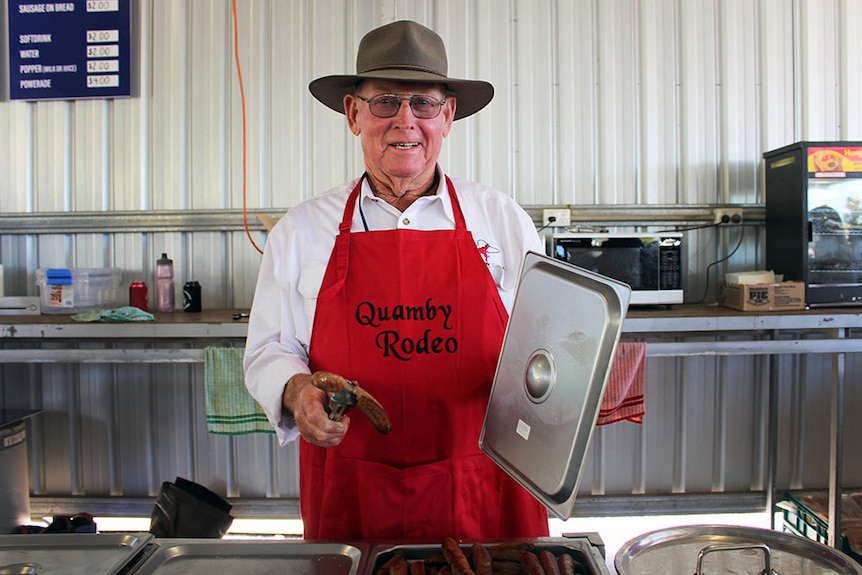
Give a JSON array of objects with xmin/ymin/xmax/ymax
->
[{"xmin": 243, "ymin": 169, "xmax": 543, "ymax": 444}]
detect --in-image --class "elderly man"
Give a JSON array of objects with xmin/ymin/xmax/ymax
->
[{"xmin": 244, "ymin": 20, "xmax": 548, "ymax": 540}]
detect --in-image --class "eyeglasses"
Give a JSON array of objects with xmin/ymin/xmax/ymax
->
[{"xmin": 355, "ymin": 93, "xmax": 447, "ymax": 119}]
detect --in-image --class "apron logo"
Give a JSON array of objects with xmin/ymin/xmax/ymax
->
[
  {"xmin": 475, "ymin": 239, "xmax": 500, "ymax": 265},
  {"xmin": 354, "ymin": 298, "xmax": 457, "ymax": 361}
]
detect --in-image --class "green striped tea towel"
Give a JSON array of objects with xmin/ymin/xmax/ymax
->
[{"xmin": 204, "ymin": 347, "xmax": 273, "ymax": 435}]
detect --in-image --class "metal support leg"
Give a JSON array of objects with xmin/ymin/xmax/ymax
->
[
  {"xmin": 828, "ymin": 328, "xmax": 845, "ymax": 548},
  {"xmin": 767, "ymin": 351, "xmax": 778, "ymax": 531}
]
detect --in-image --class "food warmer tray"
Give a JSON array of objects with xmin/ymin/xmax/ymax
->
[
  {"xmin": 0, "ymin": 532, "xmax": 153, "ymax": 575},
  {"xmin": 366, "ymin": 536, "xmax": 610, "ymax": 575},
  {"xmin": 123, "ymin": 539, "xmax": 366, "ymax": 575}
]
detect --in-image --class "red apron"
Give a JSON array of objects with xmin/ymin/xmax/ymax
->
[{"xmin": 300, "ymin": 176, "xmax": 549, "ymax": 541}]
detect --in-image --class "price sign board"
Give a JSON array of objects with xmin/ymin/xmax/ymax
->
[{"xmin": 7, "ymin": 0, "xmax": 132, "ymax": 100}]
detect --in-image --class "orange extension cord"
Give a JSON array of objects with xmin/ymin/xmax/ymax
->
[{"xmin": 232, "ymin": 0, "xmax": 264, "ymax": 254}]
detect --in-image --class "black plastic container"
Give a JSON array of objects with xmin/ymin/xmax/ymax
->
[{"xmin": 182, "ymin": 281, "xmax": 201, "ymax": 313}]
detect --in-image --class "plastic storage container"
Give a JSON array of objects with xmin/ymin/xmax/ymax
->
[{"xmin": 35, "ymin": 267, "xmax": 124, "ymax": 314}]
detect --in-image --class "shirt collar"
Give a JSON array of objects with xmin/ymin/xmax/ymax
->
[{"xmin": 359, "ymin": 167, "xmax": 455, "ymax": 222}]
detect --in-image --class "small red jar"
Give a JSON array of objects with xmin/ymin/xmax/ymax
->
[{"xmin": 129, "ymin": 281, "xmax": 148, "ymax": 311}]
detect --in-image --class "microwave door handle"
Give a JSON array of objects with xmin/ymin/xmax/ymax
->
[{"xmin": 808, "ymin": 220, "xmax": 813, "ymax": 243}]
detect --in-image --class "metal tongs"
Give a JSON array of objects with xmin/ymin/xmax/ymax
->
[{"xmin": 326, "ymin": 380, "xmax": 359, "ymax": 421}]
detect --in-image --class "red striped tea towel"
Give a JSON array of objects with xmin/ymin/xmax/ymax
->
[{"xmin": 597, "ymin": 341, "xmax": 647, "ymax": 425}]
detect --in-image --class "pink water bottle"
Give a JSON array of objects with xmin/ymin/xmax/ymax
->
[{"xmin": 155, "ymin": 253, "xmax": 175, "ymax": 312}]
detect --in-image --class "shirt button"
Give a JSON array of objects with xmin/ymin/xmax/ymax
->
[{"xmin": 402, "ymin": 218, "xmax": 410, "ymax": 226}]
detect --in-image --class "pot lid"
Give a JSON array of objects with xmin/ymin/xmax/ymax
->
[
  {"xmin": 614, "ymin": 524, "xmax": 862, "ymax": 575},
  {"xmin": 479, "ymin": 251, "xmax": 631, "ymax": 519}
]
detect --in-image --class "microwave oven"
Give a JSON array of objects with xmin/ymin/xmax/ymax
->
[{"xmin": 547, "ymin": 232, "xmax": 684, "ymax": 305}]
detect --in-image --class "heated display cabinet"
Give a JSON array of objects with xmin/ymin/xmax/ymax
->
[{"xmin": 764, "ymin": 141, "xmax": 862, "ymax": 307}]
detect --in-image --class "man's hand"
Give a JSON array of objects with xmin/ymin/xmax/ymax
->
[{"xmin": 283, "ymin": 373, "xmax": 349, "ymax": 447}]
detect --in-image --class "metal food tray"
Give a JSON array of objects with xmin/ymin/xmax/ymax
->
[
  {"xmin": 0, "ymin": 532, "xmax": 153, "ymax": 575},
  {"xmin": 480, "ymin": 251, "xmax": 631, "ymax": 520},
  {"xmin": 126, "ymin": 540, "xmax": 366, "ymax": 575},
  {"xmin": 366, "ymin": 537, "xmax": 609, "ymax": 575}
]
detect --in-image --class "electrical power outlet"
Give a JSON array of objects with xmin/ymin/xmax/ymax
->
[
  {"xmin": 713, "ymin": 208, "xmax": 743, "ymax": 225},
  {"xmin": 542, "ymin": 208, "xmax": 571, "ymax": 227}
]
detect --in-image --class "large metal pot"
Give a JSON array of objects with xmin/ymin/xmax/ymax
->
[{"xmin": 614, "ymin": 524, "xmax": 862, "ymax": 575}]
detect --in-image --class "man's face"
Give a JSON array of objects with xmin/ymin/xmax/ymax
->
[{"xmin": 343, "ymin": 80, "xmax": 456, "ymax": 188}]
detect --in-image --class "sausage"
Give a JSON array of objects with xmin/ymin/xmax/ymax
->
[
  {"xmin": 442, "ymin": 537, "xmax": 475, "ymax": 575},
  {"xmin": 389, "ymin": 556, "xmax": 408, "ymax": 575},
  {"xmin": 424, "ymin": 552, "xmax": 448, "ymax": 568},
  {"xmin": 538, "ymin": 551, "xmax": 560, "ymax": 575},
  {"xmin": 491, "ymin": 561, "xmax": 522, "ymax": 575},
  {"xmin": 488, "ymin": 549, "xmax": 526, "ymax": 562},
  {"xmin": 490, "ymin": 542, "xmax": 535, "ymax": 552},
  {"xmin": 520, "ymin": 552, "xmax": 544, "ymax": 575},
  {"xmin": 488, "ymin": 543, "xmax": 534, "ymax": 562},
  {"xmin": 557, "ymin": 553, "xmax": 575, "ymax": 575},
  {"xmin": 310, "ymin": 371, "xmax": 392, "ymax": 434},
  {"xmin": 377, "ymin": 555, "xmax": 405, "ymax": 575},
  {"xmin": 472, "ymin": 543, "xmax": 492, "ymax": 575}
]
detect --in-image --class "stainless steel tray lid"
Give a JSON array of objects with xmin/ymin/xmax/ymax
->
[
  {"xmin": 614, "ymin": 524, "xmax": 862, "ymax": 575},
  {"xmin": 479, "ymin": 251, "xmax": 631, "ymax": 520}
]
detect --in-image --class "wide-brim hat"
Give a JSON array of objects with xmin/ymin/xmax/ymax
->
[{"xmin": 309, "ymin": 20, "xmax": 494, "ymax": 121}]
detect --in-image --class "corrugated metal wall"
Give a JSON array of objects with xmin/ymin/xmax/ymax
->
[{"xmin": 1, "ymin": 0, "xmax": 861, "ymax": 519}]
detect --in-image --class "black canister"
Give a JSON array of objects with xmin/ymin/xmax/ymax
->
[{"xmin": 182, "ymin": 281, "xmax": 201, "ymax": 313}]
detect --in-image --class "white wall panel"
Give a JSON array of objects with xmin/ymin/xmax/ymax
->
[
  {"xmin": 718, "ymin": 0, "xmax": 760, "ymax": 205},
  {"xmin": 678, "ymin": 0, "xmax": 720, "ymax": 205},
  {"xmin": 798, "ymin": 0, "xmax": 840, "ymax": 141},
  {"xmin": 843, "ymin": 0, "xmax": 862, "ymax": 138},
  {"xmin": 512, "ymin": 0, "xmax": 555, "ymax": 205},
  {"xmin": 187, "ymin": 2, "xmax": 230, "ymax": 211},
  {"xmin": 596, "ymin": 0, "xmax": 640, "ymax": 205},
  {"xmin": 556, "ymin": 1, "xmax": 598, "ymax": 206},
  {"xmin": 470, "ymin": 1, "xmax": 516, "ymax": 195},
  {"xmin": 151, "ymin": 1, "xmax": 190, "ymax": 211},
  {"xmin": 759, "ymin": 0, "xmax": 797, "ymax": 154},
  {"xmin": 638, "ymin": 0, "xmax": 679, "ymax": 205}
]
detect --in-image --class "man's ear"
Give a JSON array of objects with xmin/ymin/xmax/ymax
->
[
  {"xmin": 441, "ymin": 97, "xmax": 456, "ymax": 137},
  {"xmin": 344, "ymin": 94, "xmax": 361, "ymax": 135}
]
